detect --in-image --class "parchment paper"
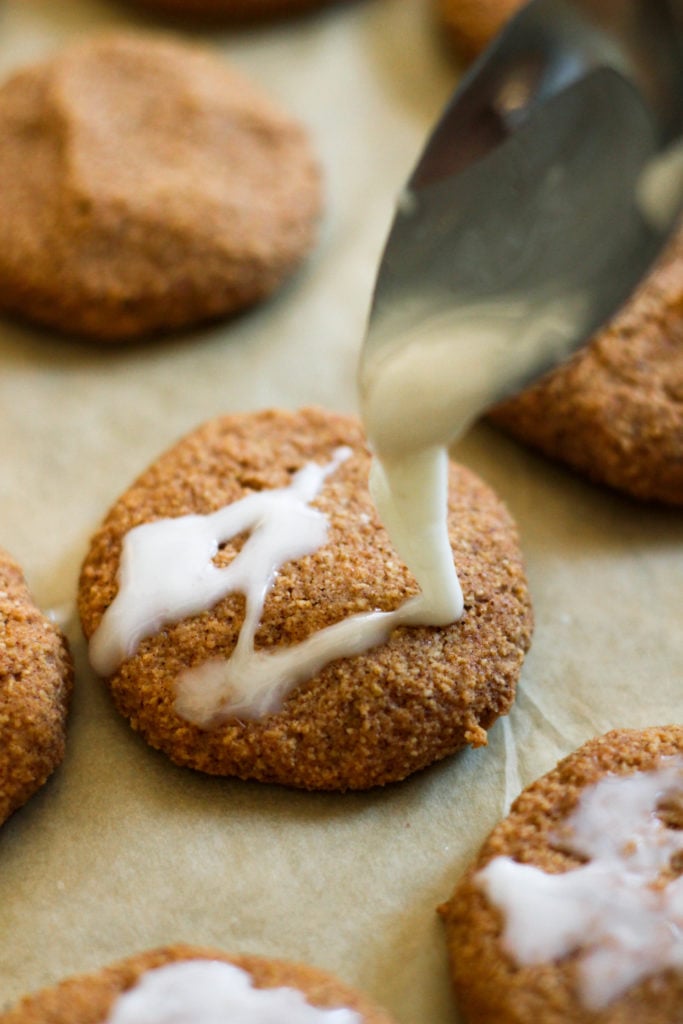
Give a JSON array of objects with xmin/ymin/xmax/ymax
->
[{"xmin": 0, "ymin": 1, "xmax": 681, "ymax": 1021}]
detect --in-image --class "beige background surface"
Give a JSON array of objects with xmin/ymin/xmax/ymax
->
[{"xmin": 0, "ymin": 1, "xmax": 681, "ymax": 1021}]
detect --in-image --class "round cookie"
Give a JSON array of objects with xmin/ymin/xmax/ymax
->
[
  {"xmin": 439, "ymin": 725, "xmax": 683, "ymax": 1024},
  {"xmin": 0, "ymin": 33, "xmax": 322, "ymax": 341},
  {"xmin": 0, "ymin": 548, "xmax": 73, "ymax": 826},
  {"xmin": 1, "ymin": 943, "xmax": 397, "ymax": 1023},
  {"xmin": 437, "ymin": 0, "xmax": 524, "ymax": 63},
  {"xmin": 491, "ymin": 227, "xmax": 683, "ymax": 504},
  {"xmin": 126, "ymin": 0, "xmax": 354, "ymax": 20},
  {"xmin": 78, "ymin": 407, "xmax": 533, "ymax": 791}
]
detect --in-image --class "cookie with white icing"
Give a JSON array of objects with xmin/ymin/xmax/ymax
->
[
  {"xmin": 0, "ymin": 33, "xmax": 321, "ymax": 341},
  {"xmin": 1, "ymin": 944, "xmax": 397, "ymax": 1023},
  {"xmin": 0, "ymin": 548, "xmax": 73, "ymax": 825},
  {"xmin": 439, "ymin": 726, "xmax": 683, "ymax": 1023},
  {"xmin": 77, "ymin": 407, "xmax": 532, "ymax": 791}
]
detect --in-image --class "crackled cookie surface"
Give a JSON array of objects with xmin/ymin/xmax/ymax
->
[
  {"xmin": 492, "ymin": 228, "xmax": 683, "ymax": 505},
  {"xmin": 0, "ymin": 549, "xmax": 72, "ymax": 826},
  {"xmin": 1, "ymin": 944, "xmax": 397, "ymax": 1023},
  {"xmin": 440, "ymin": 726, "xmax": 683, "ymax": 1023},
  {"xmin": 78, "ymin": 407, "xmax": 532, "ymax": 791},
  {"xmin": 0, "ymin": 33, "xmax": 321, "ymax": 341}
]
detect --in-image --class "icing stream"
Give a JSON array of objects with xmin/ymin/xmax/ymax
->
[{"xmin": 477, "ymin": 758, "xmax": 683, "ymax": 1010}]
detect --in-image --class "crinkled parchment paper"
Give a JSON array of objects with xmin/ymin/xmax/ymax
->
[{"xmin": 0, "ymin": 1, "xmax": 681, "ymax": 1021}]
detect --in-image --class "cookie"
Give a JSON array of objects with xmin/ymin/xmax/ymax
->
[
  {"xmin": 77, "ymin": 407, "xmax": 532, "ymax": 791},
  {"xmin": 491, "ymin": 227, "xmax": 683, "ymax": 504},
  {"xmin": 437, "ymin": 0, "xmax": 524, "ymax": 63},
  {"xmin": 126, "ymin": 0, "xmax": 352, "ymax": 19},
  {"xmin": 0, "ymin": 33, "xmax": 322, "ymax": 341},
  {"xmin": 0, "ymin": 549, "xmax": 73, "ymax": 826},
  {"xmin": 439, "ymin": 726, "xmax": 683, "ymax": 1023},
  {"xmin": 1, "ymin": 943, "xmax": 397, "ymax": 1022}
]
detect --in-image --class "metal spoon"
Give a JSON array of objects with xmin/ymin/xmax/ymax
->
[{"xmin": 358, "ymin": 0, "xmax": 683, "ymax": 435}]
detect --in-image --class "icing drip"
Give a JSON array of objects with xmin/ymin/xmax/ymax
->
[
  {"xmin": 477, "ymin": 758, "xmax": 683, "ymax": 1009},
  {"xmin": 89, "ymin": 449, "xmax": 352, "ymax": 679},
  {"xmin": 105, "ymin": 960, "xmax": 361, "ymax": 1024},
  {"xmin": 89, "ymin": 446, "xmax": 453, "ymax": 724}
]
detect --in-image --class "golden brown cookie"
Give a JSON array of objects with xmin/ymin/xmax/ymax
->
[
  {"xmin": 0, "ymin": 549, "xmax": 73, "ymax": 826},
  {"xmin": 1, "ymin": 944, "xmax": 397, "ymax": 1022},
  {"xmin": 77, "ymin": 407, "xmax": 532, "ymax": 791},
  {"xmin": 439, "ymin": 726, "xmax": 683, "ymax": 1024},
  {"xmin": 491, "ymin": 227, "xmax": 683, "ymax": 505},
  {"xmin": 127, "ymin": 0, "xmax": 353, "ymax": 19},
  {"xmin": 0, "ymin": 33, "xmax": 322, "ymax": 341},
  {"xmin": 437, "ymin": 0, "xmax": 524, "ymax": 63}
]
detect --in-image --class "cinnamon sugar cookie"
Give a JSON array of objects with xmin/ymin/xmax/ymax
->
[
  {"xmin": 439, "ymin": 726, "xmax": 683, "ymax": 1023},
  {"xmin": 0, "ymin": 549, "xmax": 72, "ymax": 826},
  {"xmin": 77, "ymin": 407, "xmax": 532, "ymax": 791},
  {"xmin": 438, "ymin": 0, "xmax": 524, "ymax": 63},
  {"xmin": 492, "ymin": 227, "xmax": 683, "ymax": 505},
  {"xmin": 0, "ymin": 33, "xmax": 321, "ymax": 341},
  {"xmin": 1, "ymin": 944, "xmax": 397, "ymax": 1023}
]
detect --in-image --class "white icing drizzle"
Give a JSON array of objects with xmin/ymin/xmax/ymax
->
[
  {"xmin": 359, "ymin": 314, "xmax": 511, "ymax": 634},
  {"xmin": 89, "ymin": 445, "xmax": 448, "ymax": 724},
  {"xmin": 358, "ymin": 292, "xmax": 596, "ymax": 634},
  {"xmin": 477, "ymin": 758, "xmax": 683, "ymax": 1010},
  {"xmin": 105, "ymin": 960, "xmax": 361, "ymax": 1024},
  {"xmin": 368, "ymin": 446, "xmax": 463, "ymax": 627}
]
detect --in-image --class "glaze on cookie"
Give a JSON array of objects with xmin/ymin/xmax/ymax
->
[
  {"xmin": 0, "ymin": 549, "xmax": 72, "ymax": 825},
  {"xmin": 78, "ymin": 407, "xmax": 532, "ymax": 791},
  {"xmin": 1, "ymin": 944, "xmax": 397, "ymax": 1023},
  {"xmin": 440, "ymin": 726, "xmax": 683, "ymax": 1023},
  {"xmin": 0, "ymin": 33, "xmax": 322, "ymax": 341}
]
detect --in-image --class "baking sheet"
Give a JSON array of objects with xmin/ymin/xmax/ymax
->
[{"xmin": 0, "ymin": 1, "xmax": 682, "ymax": 1020}]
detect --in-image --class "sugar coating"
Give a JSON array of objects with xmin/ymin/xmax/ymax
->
[
  {"xmin": 0, "ymin": 548, "xmax": 73, "ymax": 825},
  {"xmin": 1, "ymin": 945, "xmax": 397, "ymax": 1024},
  {"xmin": 440, "ymin": 726, "xmax": 683, "ymax": 1024},
  {"xmin": 0, "ymin": 33, "xmax": 321, "ymax": 340},
  {"xmin": 78, "ymin": 407, "xmax": 533, "ymax": 791}
]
